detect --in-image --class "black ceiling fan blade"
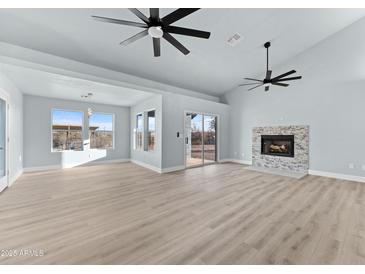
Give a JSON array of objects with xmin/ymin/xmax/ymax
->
[
  {"xmin": 271, "ymin": 70, "xmax": 296, "ymax": 81},
  {"xmin": 265, "ymin": 86, "xmax": 270, "ymax": 92},
  {"xmin": 164, "ymin": 26, "xmax": 210, "ymax": 39},
  {"xmin": 120, "ymin": 29, "xmax": 149, "ymax": 46},
  {"xmin": 128, "ymin": 8, "xmax": 150, "ymax": 24},
  {"xmin": 244, "ymin": 78, "xmax": 262, "ymax": 83},
  {"xmin": 272, "ymin": 82, "xmax": 289, "ymax": 87},
  {"xmin": 239, "ymin": 83, "xmax": 261, "ymax": 86},
  {"xmin": 265, "ymin": 70, "xmax": 272, "ymax": 80},
  {"xmin": 150, "ymin": 8, "xmax": 159, "ymax": 21},
  {"xmin": 92, "ymin": 15, "xmax": 147, "ymax": 28},
  {"xmin": 274, "ymin": 76, "xmax": 302, "ymax": 82},
  {"xmin": 153, "ymin": 38, "xmax": 161, "ymax": 57},
  {"xmin": 162, "ymin": 8, "xmax": 200, "ymax": 26},
  {"xmin": 248, "ymin": 84, "xmax": 263, "ymax": 91},
  {"xmin": 163, "ymin": 32, "xmax": 190, "ymax": 55}
]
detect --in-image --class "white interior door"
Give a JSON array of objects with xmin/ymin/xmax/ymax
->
[{"xmin": 0, "ymin": 96, "xmax": 8, "ymax": 192}]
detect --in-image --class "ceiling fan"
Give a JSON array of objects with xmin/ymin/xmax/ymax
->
[
  {"xmin": 92, "ymin": 8, "xmax": 211, "ymax": 57},
  {"xmin": 240, "ymin": 42, "xmax": 302, "ymax": 92}
]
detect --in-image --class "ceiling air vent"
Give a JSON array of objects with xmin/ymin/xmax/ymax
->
[{"xmin": 227, "ymin": 33, "xmax": 243, "ymax": 47}]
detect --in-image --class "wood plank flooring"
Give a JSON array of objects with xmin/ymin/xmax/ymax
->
[{"xmin": 0, "ymin": 162, "xmax": 365, "ymax": 264}]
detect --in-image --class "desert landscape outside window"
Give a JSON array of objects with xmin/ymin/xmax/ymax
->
[
  {"xmin": 89, "ymin": 112, "xmax": 114, "ymax": 149},
  {"xmin": 147, "ymin": 110, "xmax": 155, "ymax": 151},
  {"xmin": 135, "ymin": 113, "xmax": 143, "ymax": 150},
  {"xmin": 52, "ymin": 109, "xmax": 83, "ymax": 151}
]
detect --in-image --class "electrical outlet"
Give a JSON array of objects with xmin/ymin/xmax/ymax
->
[
  {"xmin": 241, "ymin": 153, "xmax": 245, "ymax": 159},
  {"xmin": 362, "ymin": 164, "xmax": 365, "ymax": 171},
  {"xmin": 234, "ymin": 151, "xmax": 238, "ymax": 156},
  {"xmin": 19, "ymin": 155, "xmax": 22, "ymax": 162},
  {"xmin": 349, "ymin": 163, "xmax": 355, "ymax": 169}
]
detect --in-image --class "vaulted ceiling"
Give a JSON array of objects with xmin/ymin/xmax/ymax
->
[{"xmin": 0, "ymin": 8, "xmax": 364, "ymax": 96}]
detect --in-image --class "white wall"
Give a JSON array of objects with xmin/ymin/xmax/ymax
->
[
  {"xmin": 0, "ymin": 69, "xmax": 23, "ymax": 185},
  {"xmin": 223, "ymin": 17, "xmax": 365, "ymax": 177},
  {"xmin": 162, "ymin": 93, "xmax": 230, "ymax": 169},
  {"xmin": 130, "ymin": 94, "xmax": 163, "ymax": 170},
  {"xmin": 23, "ymin": 95, "xmax": 130, "ymax": 169}
]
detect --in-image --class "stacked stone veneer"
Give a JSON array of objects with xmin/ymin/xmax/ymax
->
[{"xmin": 252, "ymin": 125, "xmax": 309, "ymax": 173}]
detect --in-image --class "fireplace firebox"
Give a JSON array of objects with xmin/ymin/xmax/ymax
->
[{"xmin": 261, "ymin": 135, "xmax": 294, "ymax": 157}]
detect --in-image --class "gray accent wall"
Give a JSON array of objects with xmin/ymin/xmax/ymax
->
[
  {"xmin": 223, "ymin": 17, "xmax": 365, "ymax": 177},
  {"xmin": 130, "ymin": 93, "xmax": 230, "ymax": 171},
  {"xmin": 0, "ymin": 70, "xmax": 23, "ymax": 185},
  {"xmin": 130, "ymin": 94, "xmax": 163, "ymax": 169},
  {"xmin": 162, "ymin": 93, "xmax": 230, "ymax": 169},
  {"xmin": 23, "ymin": 95, "xmax": 130, "ymax": 169}
]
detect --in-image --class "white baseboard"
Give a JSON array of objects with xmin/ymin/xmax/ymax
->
[
  {"xmin": 9, "ymin": 169, "xmax": 24, "ymax": 187},
  {"xmin": 24, "ymin": 159, "xmax": 131, "ymax": 173},
  {"xmin": 131, "ymin": 160, "xmax": 185, "ymax": 174},
  {"xmin": 82, "ymin": 158, "xmax": 130, "ymax": 166},
  {"xmin": 161, "ymin": 165, "xmax": 185, "ymax": 173},
  {"xmin": 24, "ymin": 164, "xmax": 62, "ymax": 173},
  {"xmin": 219, "ymin": 159, "xmax": 252, "ymax": 165},
  {"xmin": 131, "ymin": 160, "xmax": 162, "ymax": 173},
  {"xmin": 308, "ymin": 169, "xmax": 365, "ymax": 183},
  {"xmin": 220, "ymin": 159, "xmax": 365, "ymax": 183}
]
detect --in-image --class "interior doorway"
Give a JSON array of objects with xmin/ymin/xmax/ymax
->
[
  {"xmin": 185, "ymin": 112, "xmax": 217, "ymax": 168},
  {"xmin": 0, "ymin": 91, "xmax": 9, "ymax": 193}
]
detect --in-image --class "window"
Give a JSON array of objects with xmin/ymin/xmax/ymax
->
[
  {"xmin": 146, "ymin": 110, "xmax": 155, "ymax": 151},
  {"xmin": 52, "ymin": 109, "xmax": 83, "ymax": 151},
  {"xmin": 135, "ymin": 113, "xmax": 143, "ymax": 150},
  {"xmin": 89, "ymin": 113, "xmax": 114, "ymax": 149}
]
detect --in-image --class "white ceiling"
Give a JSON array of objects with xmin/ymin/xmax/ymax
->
[
  {"xmin": 0, "ymin": 63, "xmax": 153, "ymax": 106},
  {"xmin": 0, "ymin": 8, "xmax": 364, "ymax": 96}
]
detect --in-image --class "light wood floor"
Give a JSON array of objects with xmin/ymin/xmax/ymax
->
[{"xmin": 1, "ymin": 162, "xmax": 365, "ymax": 264}]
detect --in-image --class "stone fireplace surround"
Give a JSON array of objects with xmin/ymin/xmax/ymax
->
[{"xmin": 252, "ymin": 125, "xmax": 309, "ymax": 174}]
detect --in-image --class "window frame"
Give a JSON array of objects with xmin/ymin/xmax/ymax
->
[
  {"xmin": 134, "ymin": 112, "xmax": 144, "ymax": 151},
  {"xmin": 88, "ymin": 111, "xmax": 115, "ymax": 150},
  {"xmin": 145, "ymin": 109, "xmax": 156, "ymax": 152},
  {"xmin": 51, "ymin": 108, "xmax": 84, "ymax": 153}
]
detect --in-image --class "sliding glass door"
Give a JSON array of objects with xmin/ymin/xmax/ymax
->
[
  {"xmin": 185, "ymin": 112, "xmax": 217, "ymax": 168},
  {"xmin": 203, "ymin": 115, "xmax": 217, "ymax": 165}
]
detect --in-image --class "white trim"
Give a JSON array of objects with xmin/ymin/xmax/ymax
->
[
  {"xmin": 9, "ymin": 168, "xmax": 23, "ymax": 187},
  {"xmin": 24, "ymin": 165, "xmax": 62, "ymax": 173},
  {"xmin": 81, "ymin": 158, "xmax": 130, "ymax": 166},
  {"xmin": 0, "ymin": 88, "xmax": 10, "ymax": 191},
  {"xmin": 220, "ymin": 160, "xmax": 365, "ymax": 183},
  {"xmin": 24, "ymin": 158, "xmax": 131, "ymax": 173},
  {"xmin": 131, "ymin": 159, "xmax": 161, "ymax": 173},
  {"xmin": 131, "ymin": 159, "xmax": 185, "ymax": 174},
  {"xmin": 219, "ymin": 159, "xmax": 252, "ymax": 165},
  {"xmin": 161, "ymin": 165, "xmax": 185, "ymax": 173},
  {"xmin": 308, "ymin": 169, "xmax": 365, "ymax": 183}
]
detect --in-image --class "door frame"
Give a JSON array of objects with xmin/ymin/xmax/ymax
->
[
  {"xmin": 183, "ymin": 110, "xmax": 219, "ymax": 169},
  {"xmin": 0, "ymin": 88, "xmax": 9, "ymax": 193}
]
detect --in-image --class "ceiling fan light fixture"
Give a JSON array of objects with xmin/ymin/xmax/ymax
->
[
  {"xmin": 239, "ymin": 41, "xmax": 302, "ymax": 91},
  {"xmin": 148, "ymin": 26, "xmax": 163, "ymax": 38}
]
